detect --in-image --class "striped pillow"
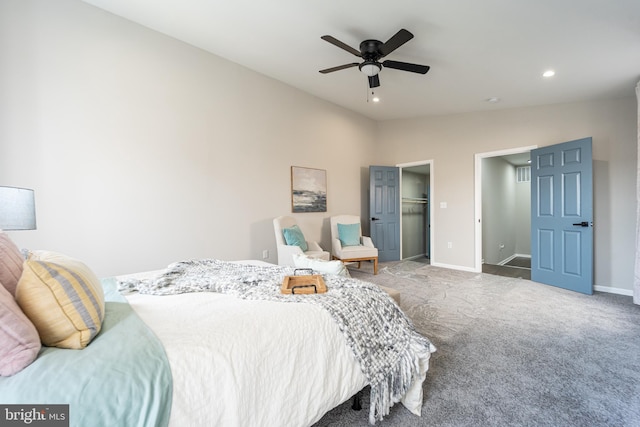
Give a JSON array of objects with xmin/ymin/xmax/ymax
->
[{"xmin": 16, "ymin": 255, "xmax": 105, "ymax": 349}]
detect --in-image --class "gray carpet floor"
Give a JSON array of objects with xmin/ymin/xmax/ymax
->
[{"xmin": 313, "ymin": 260, "xmax": 640, "ymax": 427}]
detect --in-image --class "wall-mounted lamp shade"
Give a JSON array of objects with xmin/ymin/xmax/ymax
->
[{"xmin": 0, "ymin": 186, "xmax": 36, "ymax": 230}]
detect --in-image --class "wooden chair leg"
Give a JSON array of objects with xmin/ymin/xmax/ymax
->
[{"xmin": 373, "ymin": 258, "xmax": 378, "ymax": 275}]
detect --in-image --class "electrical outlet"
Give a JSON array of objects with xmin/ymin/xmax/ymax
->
[
  {"xmin": 262, "ymin": 249, "xmax": 269, "ymax": 259},
  {"xmin": 447, "ymin": 242, "xmax": 453, "ymax": 249}
]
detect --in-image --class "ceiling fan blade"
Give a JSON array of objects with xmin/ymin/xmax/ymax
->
[
  {"xmin": 321, "ymin": 35, "xmax": 362, "ymax": 57},
  {"xmin": 319, "ymin": 63, "xmax": 359, "ymax": 74},
  {"xmin": 368, "ymin": 75, "xmax": 380, "ymax": 88},
  {"xmin": 383, "ymin": 60, "xmax": 430, "ymax": 74},
  {"xmin": 379, "ymin": 29, "xmax": 414, "ymax": 57}
]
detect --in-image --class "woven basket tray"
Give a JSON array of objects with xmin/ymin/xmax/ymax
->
[{"xmin": 281, "ymin": 269, "xmax": 327, "ymax": 294}]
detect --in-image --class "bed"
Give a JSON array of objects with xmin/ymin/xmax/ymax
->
[{"xmin": 0, "ymin": 253, "xmax": 435, "ymax": 427}]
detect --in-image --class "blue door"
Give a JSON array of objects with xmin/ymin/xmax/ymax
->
[
  {"xmin": 530, "ymin": 137, "xmax": 593, "ymax": 294},
  {"xmin": 369, "ymin": 166, "xmax": 400, "ymax": 262}
]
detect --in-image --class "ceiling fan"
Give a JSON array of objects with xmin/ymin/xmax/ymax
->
[{"xmin": 319, "ymin": 29, "xmax": 430, "ymax": 88}]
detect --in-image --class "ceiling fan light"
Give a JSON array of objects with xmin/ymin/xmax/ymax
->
[{"xmin": 359, "ymin": 62, "xmax": 381, "ymax": 77}]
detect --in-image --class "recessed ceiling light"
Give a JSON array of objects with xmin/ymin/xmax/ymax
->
[
  {"xmin": 372, "ymin": 96, "xmax": 380, "ymax": 103},
  {"xmin": 543, "ymin": 70, "xmax": 555, "ymax": 78},
  {"xmin": 486, "ymin": 97, "xmax": 500, "ymax": 103}
]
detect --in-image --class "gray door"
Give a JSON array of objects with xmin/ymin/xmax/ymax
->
[
  {"xmin": 530, "ymin": 137, "xmax": 593, "ymax": 294},
  {"xmin": 369, "ymin": 166, "xmax": 400, "ymax": 262}
]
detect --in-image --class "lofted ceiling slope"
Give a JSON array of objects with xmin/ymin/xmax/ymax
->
[{"xmin": 82, "ymin": 0, "xmax": 640, "ymax": 121}]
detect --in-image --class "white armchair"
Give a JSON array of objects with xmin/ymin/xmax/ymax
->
[
  {"xmin": 330, "ymin": 215, "xmax": 378, "ymax": 275},
  {"xmin": 273, "ymin": 216, "xmax": 330, "ymax": 267}
]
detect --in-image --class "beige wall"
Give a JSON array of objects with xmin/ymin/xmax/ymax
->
[
  {"xmin": 0, "ymin": 0, "xmax": 377, "ymax": 277},
  {"xmin": 481, "ymin": 156, "xmax": 517, "ymax": 265},
  {"xmin": 376, "ymin": 98, "xmax": 637, "ymax": 293},
  {"xmin": 481, "ymin": 157, "xmax": 531, "ymax": 264},
  {"xmin": 514, "ymin": 172, "xmax": 531, "ymax": 256}
]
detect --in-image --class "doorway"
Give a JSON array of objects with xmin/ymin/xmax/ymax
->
[
  {"xmin": 399, "ymin": 161, "xmax": 433, "ymax": 263},
  {"xmin": 474, "ymin": 146, "xmax": 536, "ymax": 277}
]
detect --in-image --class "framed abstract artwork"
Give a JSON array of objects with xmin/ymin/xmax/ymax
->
[{"xmin": 291, "ymin": 166, "xmax": 327, "ymax": 213}]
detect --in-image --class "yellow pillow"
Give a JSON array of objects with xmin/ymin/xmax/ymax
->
[{"xmin": 16, "ymin": 254, "xmax": 105, "ymax": 349}]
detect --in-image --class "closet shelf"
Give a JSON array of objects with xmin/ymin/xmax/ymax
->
[{"xmin": 402, "ymin": 197, "xmax": 428, "ymax": 204}]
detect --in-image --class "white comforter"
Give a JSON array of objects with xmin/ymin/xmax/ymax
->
[{"xmin": 121, "ymin": 262, "xmax": 429, "ymax": 426}]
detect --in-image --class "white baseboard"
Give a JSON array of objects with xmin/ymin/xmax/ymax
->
[
  {"xmin": 498, "ymin": 253, "xmax": 531, "ymax": 266},
  {"xmin": 404, "ymin": 254, "xmax": 429, "ymax": 261},
  {"xmin": 498, "ymin": 255, "xmax": 515, "ymax": 266},
  {"xmin": 594, "ymin": 285, "xmax": 633, "ymax": 296},
  {"xmin": 431, "ymin": 261, "xmax": 480, "ymax": 273}
]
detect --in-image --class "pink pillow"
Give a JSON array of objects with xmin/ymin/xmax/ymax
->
[
  {"xmin": 0, "ymin": 232, "xmax": 24, "ymax": 297},
  {"xmin": 0, "ymin": 282, "xmax": 41, "ymax": 376}
]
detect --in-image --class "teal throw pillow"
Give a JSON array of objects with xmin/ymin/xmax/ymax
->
[
  {"xmin": 337, "ymin": 223, "xmax": 361, "ymax": 246},
  {"xmin": 282, "ymin": 225, "xmax": 308, "ymax": 252}
]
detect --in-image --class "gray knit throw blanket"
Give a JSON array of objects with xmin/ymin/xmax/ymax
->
[{"xmin": 118, "ymin": 259, "xmax": 435, "ymax": 424}]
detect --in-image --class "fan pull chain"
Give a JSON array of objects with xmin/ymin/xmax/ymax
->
[{"xmin": 366, "ymin": 80, "xmax": 379, "ymax": 103}]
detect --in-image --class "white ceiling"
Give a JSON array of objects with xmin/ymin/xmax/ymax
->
[{"xmin": 82, "ymin": 0, "xmax": 640, "ymax": 121}]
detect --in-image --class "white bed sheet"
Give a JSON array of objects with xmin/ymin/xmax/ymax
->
[{"xmin": 119, "ymin": 261, "xmax": 429, "ymax": 426}]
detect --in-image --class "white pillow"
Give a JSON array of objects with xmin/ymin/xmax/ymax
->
[{"xmin": 292, "ymin": 254, "xmax": 350, "ymax": 277}]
